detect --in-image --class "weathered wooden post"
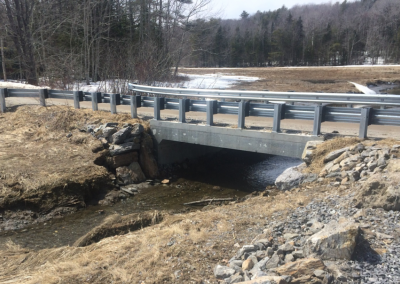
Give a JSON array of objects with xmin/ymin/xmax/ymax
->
[
  {"xmin": 0, "ymin": 88, "xmax": 7, "ymax": 113},
  {"xmin": 359, "ymin": 107, "xmax": 371, "ymax": 139},
  {"xmin": 39, "ymin": 89, "xmax": 48, "ymax": 107},
  {"xmin": 313, "ymin": 105, "xmax": 324, "ymax": 136},
  {"xmin": 110, "ymin": 94, "xmax": 117, "ymax": 114},
  {"xmin": 272, "ymin": 103, "xmax": 284, "ymax": 133},
  {"xmin": 238, "ymin": 101, "xmax": 246, "ymax": 129}
]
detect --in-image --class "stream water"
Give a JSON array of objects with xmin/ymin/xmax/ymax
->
[{"xmin": 0, "ymin": 149, "xmax": 301, "ymax": 250}]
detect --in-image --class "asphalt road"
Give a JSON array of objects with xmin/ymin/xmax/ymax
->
[{"xmin": 4, "ymin": 97, "xmax": 400, "ymax": 140}]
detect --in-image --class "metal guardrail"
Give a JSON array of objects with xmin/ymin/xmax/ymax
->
[
  {"xmin": 128, "ymin": 83, "xmax": 400, "ymax": 106},
  {"xmin": 1, "ymin": 85, "xmax": 400, "ymax": 139}
]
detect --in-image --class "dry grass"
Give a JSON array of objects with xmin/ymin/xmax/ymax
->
[
  {"xmin": 304, "ymin": 137, "xmax": 400, "ymax": 174},
  {"xmin": 180, "ymin": 66, "xmax": 400, "ymax": 93},
  {"xmin": 0, "ymin": 105, "xmax": 149, "ymax": 214},
  {"xmin": 0, "ymin": 186, "xmax": 319, "ymax": 284}
]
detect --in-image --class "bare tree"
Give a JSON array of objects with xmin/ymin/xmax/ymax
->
[{"xmin": 3, "ymin": 0, "xmax": 38, "ymax": 85}]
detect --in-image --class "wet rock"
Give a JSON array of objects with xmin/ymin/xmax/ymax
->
[
  {"xmin": 214, "ymin": 265, "xmax": 235, "ymax": 280},
  {"xmin": 275, "ymin": 164, "xmax": 306, "ymax": 191},
  {"xmin": 275, "ymin": 258, "xmax": 326, "ymax": 278},
  {"xmin": 112, "ymin": 127, "xmax": 132, "ymax": 144},
  {"xmin": 303, "ymin": 218, "xmax": 359, "ymax": 260},
  {"xmin": 116, "ymin": 162, "xmax": 146, "ymax": 185}
]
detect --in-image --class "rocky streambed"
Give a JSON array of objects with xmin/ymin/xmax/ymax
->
[{"xmin": 214, "ymin": 140, "xmax": 400, "ymax": 284}]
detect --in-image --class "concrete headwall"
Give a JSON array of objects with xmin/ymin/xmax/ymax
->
[{"xmin": 150, "ymin": 121, "xmax": 323, "ymax": 164}]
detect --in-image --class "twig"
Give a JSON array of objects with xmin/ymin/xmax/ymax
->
[{"xmin": 183, "ymin": 198, "xmax": 234, "ymax": 206}]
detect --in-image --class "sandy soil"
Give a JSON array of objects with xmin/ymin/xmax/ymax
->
[{"xmin": 180, "ymin": 66, "xmax": 400, "ymax": 93}]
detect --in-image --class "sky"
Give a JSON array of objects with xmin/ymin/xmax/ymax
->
[{"xmin": 210, "ymin": 0, "xmax": 336, "ymax": 19}]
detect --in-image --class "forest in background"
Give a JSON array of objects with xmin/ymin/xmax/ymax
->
[{"xmin": 0, "ymin": 0, "xmax": 399, "ymax": 89}]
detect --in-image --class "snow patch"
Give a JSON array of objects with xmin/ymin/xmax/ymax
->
[
  {"xmin": 172, "ymin": 73, "xmax": 259, "ymax": 89},
  {"xmin": 349, "ymin": 82, "xmax": 376, "ymax": 94}
]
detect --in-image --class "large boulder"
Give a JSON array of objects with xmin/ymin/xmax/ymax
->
[
  {"xmin": 303, "ymin": 218, "xmax": 359, "ymax": 260},
  {"xmin": 106, "ymin": 152, "xmax": 138, "ymax": 169},
  {"xmin": 275, "ymin": 164, "xmax": 306, "ymax": 191},
  {"xmin": 111, "ymin": 127, "xmax": 132, "ymax": 144},
  {"xmin": 109, "ymin": 142, "xmax": 140, "ymax": 156},
  {"xmin": 275, "ymin": 258, "xmax": 325, "ymax": 279},
  {"xmin": 116, "ymin": 162, "xmax": 146, "ymax": 184},
  {"xmin": 356, "ymin": 174, "xmax": 400, "ymax": 211}
]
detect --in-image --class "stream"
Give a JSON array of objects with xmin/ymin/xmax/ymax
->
[{"xmin": 0, "ymin": 149, "xmax": 301, "ymax": 250}]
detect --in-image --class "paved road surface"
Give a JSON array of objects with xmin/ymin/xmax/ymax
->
[{"xmin": 4, "ymin": 97, "xmax": 400, "ymax": 140}]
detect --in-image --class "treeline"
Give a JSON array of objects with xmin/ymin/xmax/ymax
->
[
  {"xmin": 185, "ymin": 0, "xmax": 400, "ymax": 67},
  {"xmin": 0, "ymin": 0, "xmax": 210, "ymax": 88},
  {"xmin": 0, "ymin": 0, "xmax": 400, "ymax": 88}
]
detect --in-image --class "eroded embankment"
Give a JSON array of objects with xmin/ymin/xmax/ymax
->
[{"xmin": 0, "ymin": 105, "xmax": 156, "ymax": 230}]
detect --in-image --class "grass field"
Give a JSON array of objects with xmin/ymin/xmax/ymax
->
[{"xmin": 180, "ymin": 66, "xmax": 400, "ymax": 93}]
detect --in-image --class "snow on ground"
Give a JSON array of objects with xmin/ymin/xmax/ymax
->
[
  {"xmin": 172, "ymin": 73, "xmax": 259, "ymax": 89},
  {"xmin": 0, "ymin": 80, "xmax": 46, "ymax": 89},
  {"xmin": 349, "ymin": 81, "xmax": 377, "ymax": 94}
]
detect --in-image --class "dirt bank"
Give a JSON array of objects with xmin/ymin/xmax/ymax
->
[{"xmin": 0, "ymin": 105, "xmax": 149, "ymax": 230}]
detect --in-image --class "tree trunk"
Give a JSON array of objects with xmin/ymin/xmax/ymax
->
[{"xmin": 0, "ymin": 37, "xmax": 6, "ymax": 81}]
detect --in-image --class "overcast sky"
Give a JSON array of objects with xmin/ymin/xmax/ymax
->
[{"xmin": 210, "ymin": 0, "xmax": 336, "ymax": 19}]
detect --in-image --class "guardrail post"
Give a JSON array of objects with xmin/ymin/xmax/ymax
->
[
  {"xmin": 91, "ymin": 92, "xmax": 100, "ymax": 111},
  {"xmin": 359, "ymin": 107, "xmax": 371, "ymax": 139},
  {"xmin": 130, "ymin": 93, "xmax": 138, "ymax": 118},
  {"xmin": 73, "ymin": 91, "xmax": 81, "ymax": 109},
  {"xmin": 238, "ymin": 101, "xmax": 246, "ymax": 129},
  {"xmin": 110, "ymin": 94, "xmax": 117, "ymax": 114},
  {"xmin": 179, "ymin": 99, "xmax": 187, "ymax": 123},
  {"xmin": 206, "ymin": 100, "xmax": 214, "ymax": 126},
  {"xmin": 313, "ymin": 105, "xmax": 324, "ymax": 136},
  {"xmin": 272, "ymin": 103, "xmax": 284, "ymax": 133},
  {"xmin": 0, "ymin": 88, "xmax": 7, "ymax": 113},
  {"xmin": 39, "ymin": 89, "xmax": 48, "ymax": 107},
  {"xmin": 154, "ymin": 97, "xmax": 161, "ymax": 120}
]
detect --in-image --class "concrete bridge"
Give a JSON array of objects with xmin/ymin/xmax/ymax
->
[
  {"xmin": 150, "ymin": 120, "xmax": 320, "ymax": 164},
  {"xmin": 2, "ymin": 85, "xmax": 400, "ymax": 165}
]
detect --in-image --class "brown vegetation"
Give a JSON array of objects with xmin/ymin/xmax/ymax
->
[
  {"xmin": 0, "ymin": 106, "xmax": 146, "ymax": 214},
  {"xmin": 180, "ymin": 66, "xmax": 400, "ymax": 93}
]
